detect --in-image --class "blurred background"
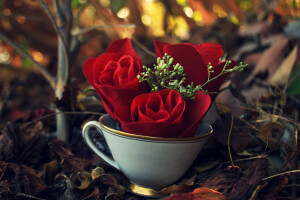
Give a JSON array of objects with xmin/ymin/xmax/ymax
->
[{"xmin": 0, "ymin": 0, "xmax": 299, "ymax": 125}]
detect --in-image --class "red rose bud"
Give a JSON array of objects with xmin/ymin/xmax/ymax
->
[
  {"xmin": 154, "ymin": 40, "xmax": 236, "ymax": 94},
  {"xmin": 115, "ymin": 89, "xmax": 211, "ymax": 138},
  {"xmin": 82, "ymin": 38, "xmax": 146, "ymax": 119}
]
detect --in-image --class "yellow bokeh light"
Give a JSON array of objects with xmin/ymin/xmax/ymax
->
[
  {"xmin": 184, "ymin": 7, "xmax": 193, "ymax": 18},
  {"xmin": 212, "ymin": 4, "xmax": 227, "ymax": 18},
  {"xmin": 142, "ymin": 15, "xmax": 152, "ymax": 25},
  {"xmin": 176, "ymin": 0, "xmax": 187, "ymax": 6},
  {"xmin": 230, "ymin": 14, "xmax": 239, "ymax": 24},
  {"xmin": 85, "ymin": 5, "xmax": 96, "ymax": 17},
  {"xmin": 168, "ymin": 16, "xmax": 189, "ymax": 40},
  {"xmin": 141, "ymin": 0, "xmax": 165, "ymax": 37},
  {"xmin": 117, "ymin": 7, "xmax": 130, "ymax": 19},
  {"xmin": 193, "ymin": 11, "xmax": 203, "ymax": 25},
  {"xmin": 99, "ymin": 0, "xmax": 110, "ymax": 7}
]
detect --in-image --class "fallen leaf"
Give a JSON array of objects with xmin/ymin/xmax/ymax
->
[
  {"xmin": 247, "ymin": 35, "xmax": 289, "ymax": 83},
  {"xmin": 49, "ymin": 140, "xmax": 92, "ymax": 173},
  {"xmin": 202, "ymin": 165, "xmax": 243, "ymax": 191},
  {"xmin": 70, "ymin": 171, "xmax": 92, "ymax": 190},
  {"xmin": 270, "ymin": 45, "xmax": 298, "ymax": 85},
  {"xmin": 163, "ymin": 187, "xmax": 226, "ymax": 200},
  {"xmin": 257, "ymin": 121, "xmax": 285, "ymax": 151},
  {"xmin": 91, "ymin": 166, "xmax": 105, "ymax": 180},
  {"xmin": 225, "ymin": 158, "xmax": 269, "ymax": 200}
]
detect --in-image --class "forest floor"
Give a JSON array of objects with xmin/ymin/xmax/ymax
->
[{"xmin": 0, "ymin": 8, "xmax": 300, "ymax": 200}]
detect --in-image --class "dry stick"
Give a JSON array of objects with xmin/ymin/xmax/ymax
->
[
  {"xmin": 52, "ymin": 0, "xmax": 64, "ymax": 22},
  {"xmin": 249, "ymin": 182, "xmax": 268, "ymax": 200},
  {"xmin": 0, "ymin": 33, "xmax": 55, "ymax": 89},
  {"xmin": 38, "ymin": 0, "xmax": 71, "ymax": 141},
  {"xmin": 262, "ymin": 170, "xmax": 300, "ymax": 181},
  {"xmin": 72, "ymin": 24, "xmax": 136, "ymax": 36},
  {"xmin": 227, "ymin": 113, "xmax": 234, "ymax": 166},
  {"xmin": 220, "ymin": 154, "xmax": 267, "ymax": 165},
  {"xmin": 226, "ymin": 104, "xmax": 300, "ymax": 128},
  {"xmin": 21, "ymin": 111, "xmax": 106, "ymax": 129},
  {"xmin": 37, "ymin": 0, "xmax": 67, "ymax": 49}
]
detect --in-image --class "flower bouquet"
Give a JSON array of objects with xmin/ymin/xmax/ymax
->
[
  {"xmin": 82, "ymin": 38, "xmax": 245, "ymax": 138},
  {"xmin": 81, "ymin": 38, "xmax": 246, "ymax": 192}
]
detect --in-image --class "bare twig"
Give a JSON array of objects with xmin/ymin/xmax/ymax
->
[
  {"xmin": 37, "ymin": 0, "xmax": 67, "ymax": 48},
  {"xmin": 0, "ymin": 33, "xmax": 55, "ymax": 89},
  {"xmin": 21, "ymin": 111, "xmax": 105, "ymax": 129},
  {"xmin": 52, "ymin": 0, "xmax": 65, "ymax": 26},
  {"xmin": 72, "ymin": 24, "xmax": 136, "ymax": 36},
  {"xmin": 132, "ymin": 36, "xmax": 156, "ymax": 57},
  {"xmin": 262, "ymin": 170, "xmax": 300, "ymax": 181},
  {"xmin": 227, "ymin": 113, "xmax": 234, "ymax": 166},
  {"xmin": 220, "ymin": 154, "xmax": 267, "ymax": 165}
]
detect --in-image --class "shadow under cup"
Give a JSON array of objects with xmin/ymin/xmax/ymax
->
[{"xmin": 82, "ymin": 114, "xmax": 213, "ymax": 190}]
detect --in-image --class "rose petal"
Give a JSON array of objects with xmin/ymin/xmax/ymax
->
[
  {"xmin": 161, "ymin": 89, "xmax": 185, "ymax": 123},
  {"xmin": 83, "ymin": 57, "xmax": 115, "ymax": 118},
  {"xmin": 180, "ymin": 93, "xmax": 211, "ymax": 137},
  {"xmin": 82, "ymin": 57, "xmax": 97, "ymax": 88},
  {"xmin": 106, "ymin": 38, "xmax": 142, "ymax": 67},
  {"xmin": 194, "ymin": 42, "xmax": 224, "ymax": 67},
  {"xmin": 154, "ymin": 40, "xmax": 207, "ymax": 86},
  {"xmin": 100, "ymin": 60, "xmax": 117, "ymax": 85},
  {"xmin": 116, "ymin": 89, "xmax": 186, "ymax": 137}
]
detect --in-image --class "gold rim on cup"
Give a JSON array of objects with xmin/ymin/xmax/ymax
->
[{"xmin": 99, "ymin": 115, "xmax": 213, "ymax": 142}]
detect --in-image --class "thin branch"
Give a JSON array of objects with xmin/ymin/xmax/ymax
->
[
  {"xmin": 227, "ymin": 113, "xmax": 234, "ymax": 166},
  {"xmin": 132, "ymin": 36, "xmax": 156, "ymax": 57},
  {"xmin": 52, "ymin": 0, "xmax": 65, "ymax": 25},
  {"xmin": 72, "ymin": 24, "xmax": 136, "ymax": 36},
  {"xmin": 21, "ymin": 111, "xmax": 105, "ymax": 129},
  {"xmin": 37, "ymin": 0, "xmax": 67, "ymax": 49},
  {"xmin": 262, "ymin": 170, "xmax": 300, "ymax": 181},
  {"xmin": 0, "ymin": 33, "xmax": 55, "ymax": 89}
]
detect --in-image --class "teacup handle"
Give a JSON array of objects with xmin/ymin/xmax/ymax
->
[{"xmin": 82, "ymin": 121, "xmax": 120, "ymax": 170}]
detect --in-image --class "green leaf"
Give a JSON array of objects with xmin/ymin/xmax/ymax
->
[
  {"xmin": 287, "ymin": 65, "xmax": 300, "ymax": 96},
  {"xmin": 19, "ymin": 39, "xmax": 33, "ymax": 69},
  {"xmin": 109, "ymin": 0, "xmax": 127, "ymax": 12}
]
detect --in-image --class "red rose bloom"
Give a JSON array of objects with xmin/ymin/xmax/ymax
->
[
  {"xmin": 83, "ymin": 38, "xmax": 146, "ymax": 119},
  {"xmin": 115, "ymin": 89, "xmax": 211, "ymax": 138},
  {"xmin": 154, "ymin": 40, "xmax": 236, "ymax": 93}
]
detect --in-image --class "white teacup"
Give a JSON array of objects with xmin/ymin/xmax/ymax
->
[{"xmin": 82, "ymin": 114, "xmax": 212, "ymax": 190}]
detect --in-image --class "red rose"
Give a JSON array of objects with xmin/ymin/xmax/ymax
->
[
  {"xmin": 154, "ymin": 40, "xmax": 236, "ymax": 93},
  {"xmin": 115, "ymin": 89, "xmax": 211, "ymax": 138},
  {"xmin": 83, "ymin": 38, "xmax": 146, "ymax": 119}
]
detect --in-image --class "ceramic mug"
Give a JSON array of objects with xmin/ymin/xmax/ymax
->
[{"xmin": 82, "ymin": 114, "xmax": 212, "ymax": 190}]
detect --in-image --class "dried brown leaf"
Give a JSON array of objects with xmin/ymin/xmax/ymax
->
[
  {"xmin": 270, "ymin": 45, "xmax": 298, "ymax": 85},
  {"xmin": 49, "ymin": 140, "xmax": 91, "ymax": 172},
  {"xmin": 70, "ymin": 171, "xmax": 92, "ymax": 190},
  {"xmin": 226, "ymin": 158, "xmax": 269, "ymax": 200},
  {"xmin": 163, "ymin": 187, "xmax": 226, "ymax": 200},
  {"xmin": 0, "ymin": 161, "xmax": 47, "ymax": 195},
  {"xmin": 248, "ymin": 35, "xmax": 289, "ymax": 82},
  {"xmin": 91, "ymin": 166, "xmax": 105, "ymax": 180},
  {"xmin": 257, "ymin": 121, "xmax": 285, "ymax": 151},
  {"xmin": 202, "ymin": 165, "xmax": 243, "ymax": 191}
]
